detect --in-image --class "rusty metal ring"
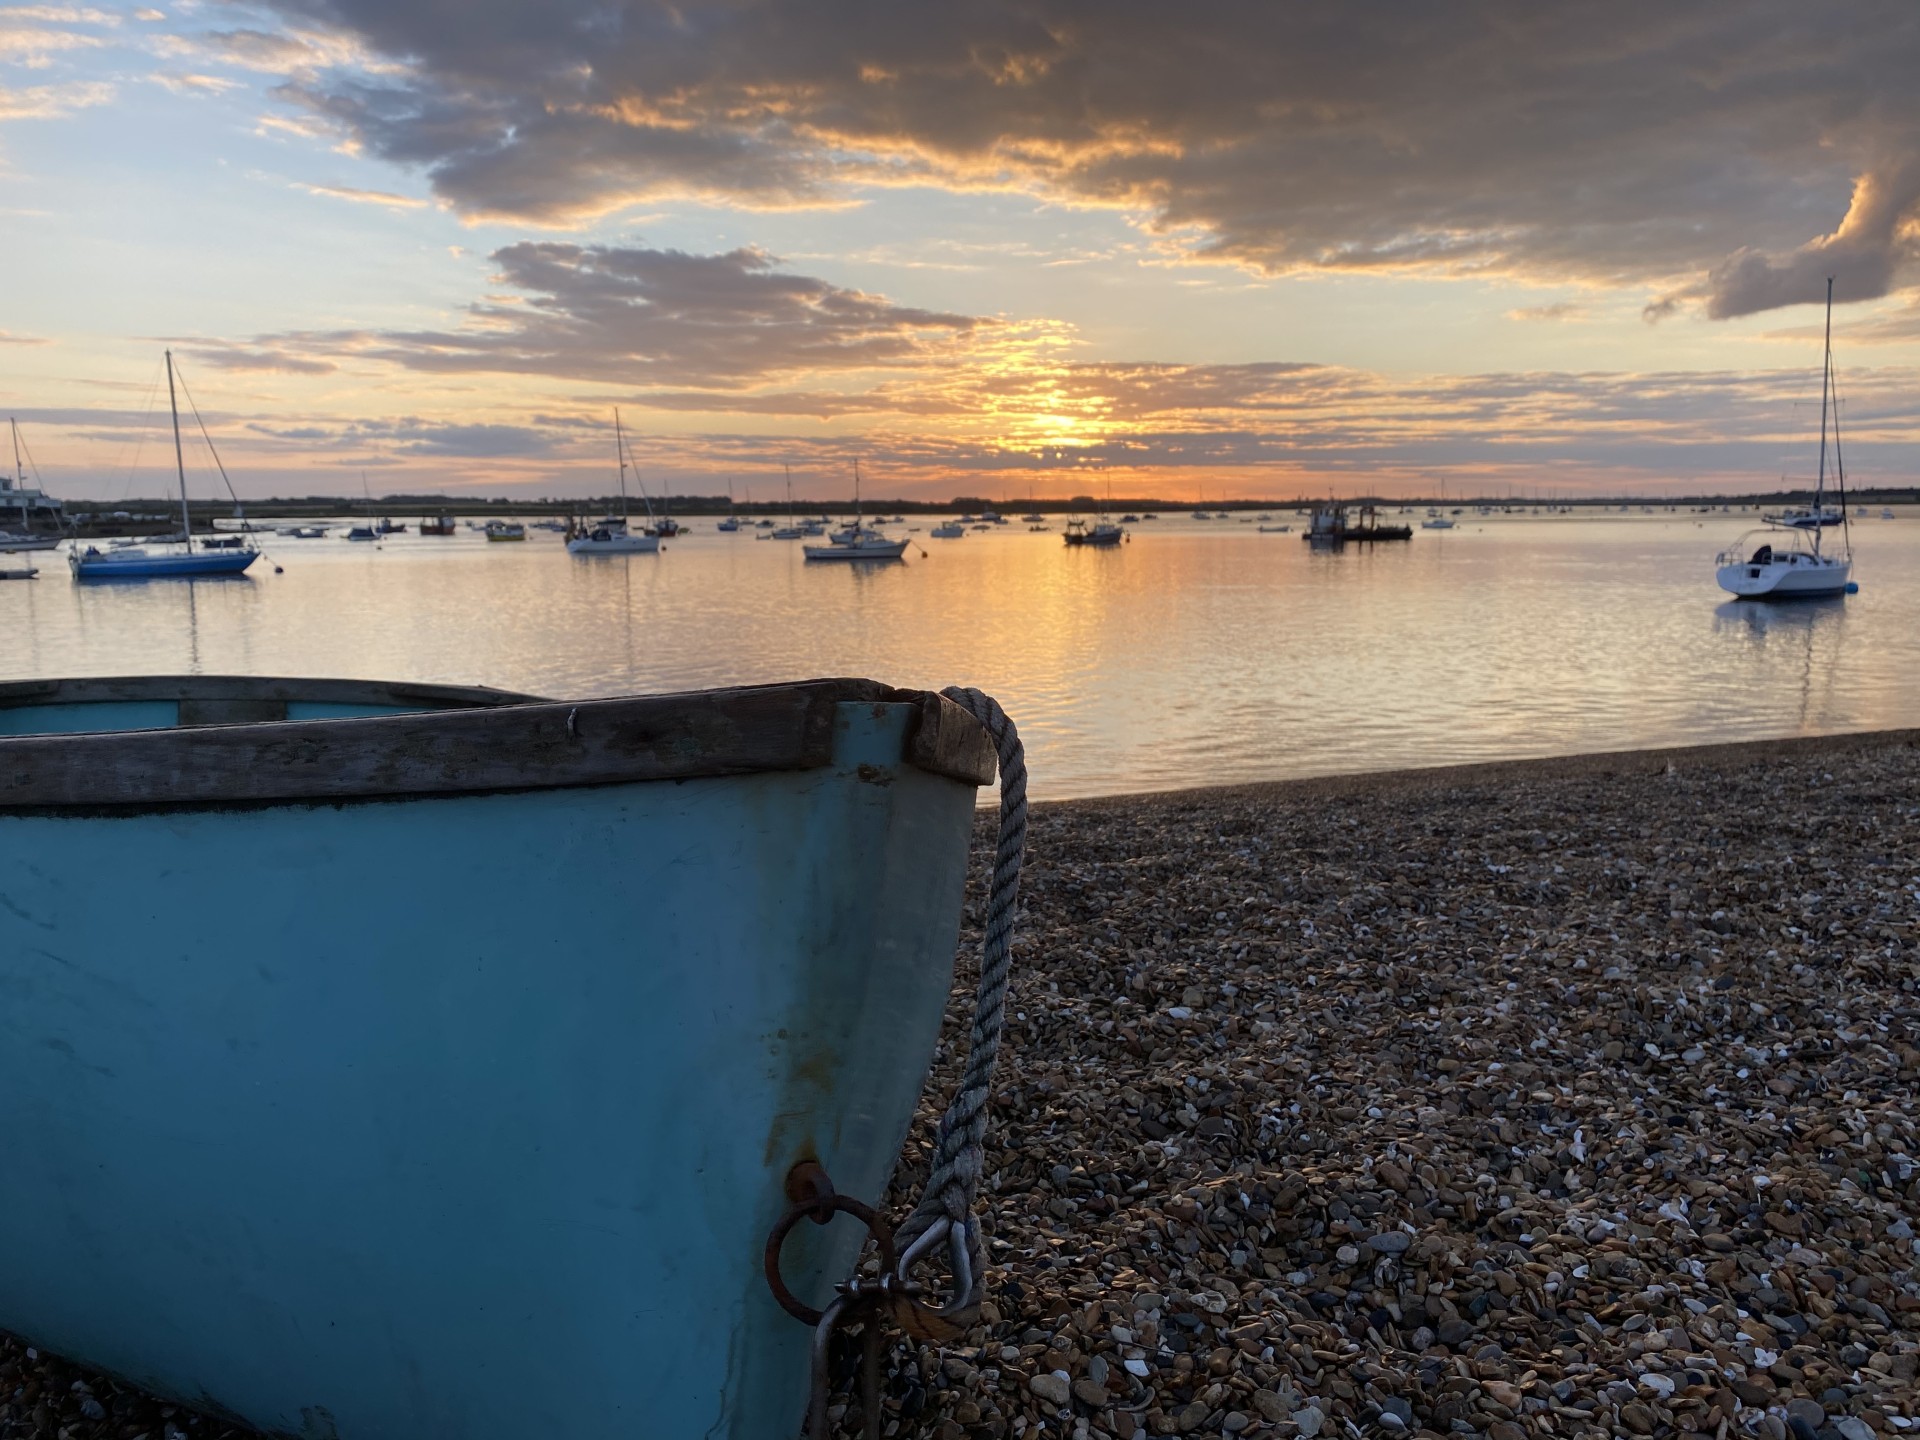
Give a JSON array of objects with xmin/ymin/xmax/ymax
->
[{"xmin": 763, "ymin": 1192, "xmax": 898, "ymax": 1325}]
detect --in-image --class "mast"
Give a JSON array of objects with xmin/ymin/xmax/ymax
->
[
  {"xmin": 853, "ymin": 458, "xmax": 862, "ymax": 530},
  {"xmin": 165, "ymin": 350, "xmax": 191, "ymax": 544},
  {"xmin": 1810, "ymin": 277, "xmax": 1835, "ymax": 558},
  {"xmin": 614, "ymin": 408, "xmax": 630, "ymax": 523},
  {"xmin": 8, "ymin": 417, "xmax": 19, "ymax": 489}
]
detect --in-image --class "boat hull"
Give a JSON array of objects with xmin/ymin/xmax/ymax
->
[
  {"xmin": 1716, "ymin": 556, "xmax": 1852, "ymax": 598},
  {"xmin": 68, "ymin": 548, "xmax": 257, "ymax": 579},
  {"xmin": 802, "ymin": 540, "xmax": 908, "ymax": 560},
  {"xmin": 0, "ymin": 678, "xmax": 993, "ymax": 1439},
  {"xmin": 565, "ymin": 533, "xmax": 660, "ymax": 554}
]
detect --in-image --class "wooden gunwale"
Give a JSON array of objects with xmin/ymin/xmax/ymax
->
[{"xmin": 0, "ymin": 676, "xmax": 997, "ymax": 811}]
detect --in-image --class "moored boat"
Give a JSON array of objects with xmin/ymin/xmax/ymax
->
[
  {"xmin": 69, "ymin": 353, "xmax": 257, "ymax": 580},
  {"xmin": 1716, "ymin": 278, "xmax": 1852, "ymax": 601},
  {"xmin": 418, "ymin": 514, "xmax": 457, "ymax": 536},
  {"xmin": 567, "ymin": 411, "xmax": 661, "ymax": 555},
  {"xmin": 484, "ymin": 520, "xmax": 526, "ymax": 541},
  {"xmin": 0, "ymin": 673, "xmax": 1006, "ymax": 1437}
]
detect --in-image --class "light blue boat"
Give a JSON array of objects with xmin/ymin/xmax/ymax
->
[{"xmin": 0, "ymin": 674, "xmax": 999, "ymax": 1438}]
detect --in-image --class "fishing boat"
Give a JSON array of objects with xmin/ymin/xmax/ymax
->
[
  {"xmin": 0, "ymin": 673, "xmax": 1004, "ymax": 1439},
  {"xmin": 376, "ymin": 518, "xmax": 407, "ymax": 535},
  {"xmin": 567, "ymin": 412, "xmax": 661, "ymax": 555},
  {"xmin": 1717, "ymin": 279, "xmax": 1853, "ymax": 600},
  {"xmin": 1304, "ymin": 502, "xmax": 1412, "ymax": 544},
  {"xmin": 1062, "ymin": 517, "xmax": 1124, "ymax": 547},
  {"xmin": 69, "ymin": 354, "xmax": 257, "ymax": 580},
  {"xmin": 484, "ymin": 520, "xmax": 526, "ymax": 542},
  {"xmin": 0, "ymin": 419, "xmax": 62, "ymax": 551},
  {"xmin": 418, "ymin": 514, "xmax": 457, "ymax": 536},
  {"xmin": 803, "ymin": 461, "xmax": 908, "ymax": 561}
]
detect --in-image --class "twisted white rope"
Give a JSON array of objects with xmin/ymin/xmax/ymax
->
[{"xmin": 892, "ymin": 686, "xmax": 1027, "ymax": 1305}]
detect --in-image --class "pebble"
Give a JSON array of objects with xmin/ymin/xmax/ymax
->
[
  {"xmin": 9, "ymin": 735, "xmax": 1920, "ymax": 1440},
  {"xmin": 1027, "ymin": 1371, "xmax": 1071, "ymax": 1406}
]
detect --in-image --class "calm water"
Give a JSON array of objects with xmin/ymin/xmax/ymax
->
[{"xmin": 5, "ymin": 510, "xmax": 1916, "ymax": 799}]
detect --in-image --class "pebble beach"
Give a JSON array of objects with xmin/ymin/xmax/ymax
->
[{"xmin": 6, "ymin": 728, "xmax": 1920, "ymax": 1440}]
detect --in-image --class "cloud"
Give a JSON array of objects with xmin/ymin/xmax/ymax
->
[
  {"xmin": 1507, "ymin": 303, "xmax": 1588, "ymax": 323},
  {"xmin": 181, "ymin": 343, "xmax": 337, "ymax": 375},
  {"xmin": 0, "ymin": 329, "xmax": 49, "ymax": 344},
  {"xmin": 212, "ymin": 241, "xmax": 988, "ymax": 387},
  {"xmin": 292, "ymin": 179, "xmax": 426, "ymax": 208},
  {"xmin": 1697, "ymin": 162, "xmax": 1920, "ymax": 318},
  {"xmin": 0, "ymin": 77, "xmax": 111, "ymax": 118},
  {"xmin": 149, "ymin": 69, "xmax": 241, "ymax": 95},
  {"xmin": 241, "ymin": 0, "xmax": 1920, "ymax": 316}
]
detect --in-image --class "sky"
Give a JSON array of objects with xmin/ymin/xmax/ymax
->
[{"xmin": 2, "ymin": 1, "xmax": 1919, "ymax": 503}]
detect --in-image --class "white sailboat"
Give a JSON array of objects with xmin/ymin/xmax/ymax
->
[
  {"xmin": 803, "ymin": 461, "xmax": 907, "ymax": 561},
  {"xmin": 1716, "ymin": 279, "xmax": 1853, "ymax": 600},
  {"xmin": 0, "ymin": 419, "xmax": 62, "ymax": 551},
  {"xmin": 567, "ymin": 411, "xmax": 660, "ymax": 555}
]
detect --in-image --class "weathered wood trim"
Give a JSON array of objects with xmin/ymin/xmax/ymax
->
[
  {"xmin": 899, "ymin": 690, "xmax": 1000, "ymax": 787},
  {"xmin": 0, "ymin": 675, "xmax": 534, "ymax": 713},
  {"xmin": 0, "ymin": 677, "xmax": 992, "ymax": 810}
]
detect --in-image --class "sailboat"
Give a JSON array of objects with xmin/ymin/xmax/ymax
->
[
  {"xmin": 767, "ymin": 467, "xmax": 806, "ymax": 539},
  {"xmin": 567, "ymin": 411, "xmax": 660, "ymax": 555},
  {"xmin": 69, "ymin": 353, "xmax": 257, "ymax": 579},
  {"xmin": 1716, "ymin": 278, "xmax": 1853, "ymax": 600},
  {"xmin": 716, "ymin": 482, "xmax": 742, "ymax": 532},
  {"xmin": 803, "ymin": 461, "xmax": 907, "ymax": 560},
  {"xmin": 0, "ymin": 420, "xmax": 63, "ymax": 551}
]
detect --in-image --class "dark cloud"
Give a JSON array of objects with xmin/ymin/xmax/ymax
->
[
  {"xmin": 249, "ymin": 1, "xmax": 1920, "ymax": 314},
  {"xmin": 208, "ymin": 241, "xmax": 984, "ymax": 387}
]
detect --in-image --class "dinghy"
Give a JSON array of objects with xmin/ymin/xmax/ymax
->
[{"xmin": 0, "ymin": 674, "xmax": 1012, "ymax": 1438}]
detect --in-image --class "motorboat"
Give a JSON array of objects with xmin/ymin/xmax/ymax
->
[
  {"xmin": 0, "ymin": 673, "xmax": 1004, "ymax": 1440},
  {"xmin": 418, "ymin": 515, "xmax": 457, "ymax": 536},
  {"xmin": 929, "ymin": 522, "xmax": 965, "ymax": 538},
  {"xmin": 484, "ymin": 521, "xmax": 526, "ymax": 542}
]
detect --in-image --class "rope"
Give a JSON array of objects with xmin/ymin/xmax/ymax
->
[{"xmin": 891, "ymin": 686, "xmax": 1028, "ymax": 1303}]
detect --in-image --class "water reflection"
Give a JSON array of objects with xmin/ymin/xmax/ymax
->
[{"xmin": 4, "ymin": 513, "xmax": 1917, "ymax": 799}]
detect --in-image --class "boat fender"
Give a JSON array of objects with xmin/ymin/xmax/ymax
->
[{"xmin": 1845, "ymin": 581, "xmax": 1859, "ymax": 593}]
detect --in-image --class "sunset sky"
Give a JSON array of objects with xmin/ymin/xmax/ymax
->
[{"xmin": 3, "ymin": 2, "xmax": 1919, "ymax": 502}]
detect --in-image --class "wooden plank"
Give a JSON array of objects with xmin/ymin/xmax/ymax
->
[
  {"xmin": 0, "ymin": 678, "xmax": 976, "ymax": 810},
  {"xmin": 901, "ymin": 690, "xmax": 999, "ymax": 787}
]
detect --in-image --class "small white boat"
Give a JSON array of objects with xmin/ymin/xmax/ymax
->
[
  {"xmin": 484, "ymin": 521, "xmax": 526, "ymax": 542},
  {"xmin": 1762, "ymin": 505, "xmax": 1844, "ymax": 530},
  {"xmin": 1420, "ymin": 516, "xmax": 1455, "ymax": 530},
  {"xmin": 802, "ymin": 461, "xmax": 907, "ymax": 561},
  {"xmin": 1715, "ymin": 527, "xmax": 1850, "ymax": 599},
  {"xmin": 929, "ymin": 523, "xmax": 965, "ymax": 539},
  {"xmin": 568, "ymin": 413, "xmax": 661, "ymax": 556},
  {"xmin": 1882, "ymin": 508, "xmax": 1896, "ymax": 520}
]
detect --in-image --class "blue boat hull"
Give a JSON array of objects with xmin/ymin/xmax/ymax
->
[
  {"xmin": 0, "ymin": 678, "xmax": 990, "ymax": 1438},
  {"xmin": 68, "ymin": 547, "xmax": 257, "ymax": 578}
]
